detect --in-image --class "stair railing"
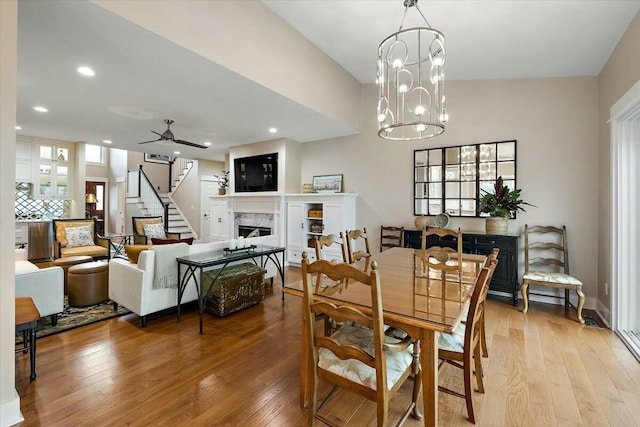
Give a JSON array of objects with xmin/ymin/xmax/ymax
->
[
  {"xmin": 128, "ymin": 165, "xmax": 169, "ymax": 229},
  {"xmin": 169, "ymin": 157, "xmax": 194, "ymax": 193}
]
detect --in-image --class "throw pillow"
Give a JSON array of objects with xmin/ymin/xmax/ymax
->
[
  {"xmin": 143, "ymin": 222, "xmax": 167, "ymax": 239},
  {"xmin": 65, "ymin": 225, "xmax": 94, "ymax": 248},
  {"xmin": 151, "ymin": 237, "xmax": 194, "ymax": 246},
  {"xmin": 124, "ymin": 244, "xmax": 152, "ymax": 263}
]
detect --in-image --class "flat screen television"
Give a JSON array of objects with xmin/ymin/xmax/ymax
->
[{"xmin": 234, "ymin": 153, "xmax": 278, "ymax": 193}]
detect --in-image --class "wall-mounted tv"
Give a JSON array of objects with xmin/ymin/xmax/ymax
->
[{"xmin": 234, "ymin": 153, "xmax": 278, "ymax": 193}]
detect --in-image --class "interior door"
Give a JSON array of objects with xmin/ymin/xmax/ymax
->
[{"xmin": 200, "ymin": 179, "xmax": 218, "ymax": 242}]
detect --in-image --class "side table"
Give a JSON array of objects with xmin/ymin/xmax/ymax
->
[
  {"xmin": 15, "ymin": 297, "xmax": 40, "ymax": 380},
  {"xmin": 100, "ymin": 233, "xmax": 134, "ymax": 259}
]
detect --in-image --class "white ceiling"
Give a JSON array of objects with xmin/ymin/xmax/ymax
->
[{"xmin": 16, "ymin": 1, "xmax": 640, "ymax": 162}]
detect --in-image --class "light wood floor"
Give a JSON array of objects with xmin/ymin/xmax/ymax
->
[{"xmin": 15, "ymin": 267, "xmax": 640, "ymax": 427}]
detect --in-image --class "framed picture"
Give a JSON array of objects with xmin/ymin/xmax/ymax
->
[
  {"xmin": 144, "ymin": 153, "xmax": 171, "ymax": 164},
  {"xmin": 313, "ymin": 174, "xmax": 343, "ymax": 193}
]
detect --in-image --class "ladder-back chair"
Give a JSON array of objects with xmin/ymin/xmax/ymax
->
[
  {"xmin": 301, "ymin": 253, "xmax": 422, "ymax": 426},
  {"xmin": 520, "ymin": 224, "xmax": 585, "ymax": 324}
]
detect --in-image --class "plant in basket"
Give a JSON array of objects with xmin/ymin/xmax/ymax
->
[{"xmin": 478, "ymin": 176, "xmax": 535, "ymax": 234}]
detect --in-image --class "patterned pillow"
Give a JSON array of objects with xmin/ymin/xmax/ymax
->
[
  {"xmin": 143, "ymin": 222, "xmax": 167, "ymax": 239},
  {"xmin": 65, "ymin": 225, "xmax": 94, "ymax": 248}
]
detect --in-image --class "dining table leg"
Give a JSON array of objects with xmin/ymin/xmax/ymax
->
[{"xmin": 420, "ymin": 329, "xmax": 439, "ymax": 427}]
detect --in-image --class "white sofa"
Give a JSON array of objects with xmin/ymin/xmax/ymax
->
[
  {"xmin": 108, "ymin": 235, "xmax": 282, "ymax": 327},
  {"xmin": 15, "ymin": 249, "xmax": 64, "ymax": 325}
]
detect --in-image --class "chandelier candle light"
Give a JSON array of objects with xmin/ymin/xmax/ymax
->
[{"xmin": 377, "ymin": 0, "xmax": 447, "ymax": 141}]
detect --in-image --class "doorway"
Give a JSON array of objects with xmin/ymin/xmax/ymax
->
[
  {"xmin": 611, "ymin": 79, "xmax": 640, "ymax": 361},
  {"xmin": 86, "ymin": 181, "xmax": 106, "ymax": 235}
]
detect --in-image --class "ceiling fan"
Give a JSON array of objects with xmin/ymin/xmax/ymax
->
[{"xmin": 138, "ymin": 119, "xmax": 208, "ymax": 149}]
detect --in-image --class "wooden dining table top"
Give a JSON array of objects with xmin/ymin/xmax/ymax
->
[{"xmin": 283, "ymin": 247, "xmax": 480, "ymax": 334}]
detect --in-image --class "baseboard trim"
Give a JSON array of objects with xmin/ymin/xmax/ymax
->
[
  {"xmin": 0, "ymin": 389, "xmax": 23, "ymax": 427},
  {"xmin": 596, "ymin": 300, "xmax": 612, "ymax": 328}
]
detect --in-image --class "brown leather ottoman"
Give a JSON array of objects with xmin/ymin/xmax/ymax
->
[
  {"xmin": 67, "ymin": 261, "xmax": 109, "ymax": 307},
  {"xmin": 53, "ymin": 255, "xmax": 93, "ymax": 294}
]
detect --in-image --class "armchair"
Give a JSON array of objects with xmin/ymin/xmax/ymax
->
[
  {"xmin": 52, "ymin": 218, "xmax": 110, "ymax": 260},
  {"xmin": 132, "ymin": 216, "xmax": 181, "ymax": 245}
]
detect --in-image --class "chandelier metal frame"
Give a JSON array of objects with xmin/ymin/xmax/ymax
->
[{"xmin": 377, "ymin": 0, "xmax": 447, "ymax": 141}]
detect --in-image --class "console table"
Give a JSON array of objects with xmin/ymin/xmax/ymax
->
[
  {"xmin": 404, "ymin": 229, "xmax": 519, "ymax": 305},
  {"xmin": 176, "ymin": 245, "xmax": 285, "ymax": 334}
]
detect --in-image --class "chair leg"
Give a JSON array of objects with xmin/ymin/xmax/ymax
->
[
  {"xmin": 576, "ymin": 288, "xmax": 586, "ymax": 324},
  {"xmin": 474, "ymin": 342, "xmax": 484, "ymax": 394},
  {"xmin": 480, "ymin": 310, "xmax": 488, "ymax": 358},
  {"xmin": 463, "ymin": 350, "xmax": 476, "ymax": 424},
  {"xmin": 520, "ymin": 282, "xmax": 529, "ymax": 314},
  {"xmin": 564, "ymin": 288, "xmax": 570, "ymax": 310},
  {"xmin": 376, "ymin": 399, "xmax": 388, "ymax": 427},
  {"xmin": 412, "ymin": 341, "xmax": 423, "ymax": 420}
]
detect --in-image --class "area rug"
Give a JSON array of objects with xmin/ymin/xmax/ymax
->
[
  {"xmin": 582, "ymin": 309, "xmax": 607, "ymax": 329},
  {"xmin": 16, "ymin": 297, "xmax": 130, "ymax": 343}
]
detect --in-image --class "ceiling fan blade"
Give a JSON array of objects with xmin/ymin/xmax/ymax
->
[
  {"xmin": 138, "ymin": 138, "xmax": 162, "ymax": 144},
  {"xmin": 174, "ymin": 139, "xmax": 208, "ymax": 149}
]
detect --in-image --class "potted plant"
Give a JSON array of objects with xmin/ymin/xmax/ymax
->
[
  {"xmin": 215, "ymin": 170, "xmax": 230, "ymax": 195},
  {"xmin": 478, "ymin": 176, "xmax": 535, "ymax": 234}
]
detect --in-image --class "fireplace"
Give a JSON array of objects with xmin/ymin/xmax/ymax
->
[{"xmin": 238, "ymin": 226, "xmax": 271, "ymax": 238}]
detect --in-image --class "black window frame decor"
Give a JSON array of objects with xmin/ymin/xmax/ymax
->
[{"xmin": 414, "ymin": 140, "xmax": 517, "ymax": 217}]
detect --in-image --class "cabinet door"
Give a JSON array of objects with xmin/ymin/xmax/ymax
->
[
  {"xmin": 287, "ymin": 203, "xmax": 305, "ymax": 263},
  {"xmin": 473, "ymin": 234, "xmax": 519, "ymax": 304},
  {"xmin": 16, "ymin": 160, "xmax": 32, "ymax": 182},
  {"xmin": 322, "ymin": 204, "xmax": 343, "ymax": 235}
]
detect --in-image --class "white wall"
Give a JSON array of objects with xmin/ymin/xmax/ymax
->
[
  {"xmin": 597, "ymin": 11, "xmax": 640, "ymax": 317},
  {"xmin": 302, "ymin": 77, "xmax": 600, "ymax": 305},
  {"xmin": 229, "ymin": 138, "xmax": 301, "ymax": 195},
  {"xmin": 0, "ymin": 2, "xmax": 21, "ymax": 425}
]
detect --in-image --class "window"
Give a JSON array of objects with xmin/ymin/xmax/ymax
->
[
  {"xmin": 414, "ymin": 140, "xmax": 517, "ymax": 217},
  {"xmin": 85, "ymin": 144, "xmax": 105, "ymax": 165}
]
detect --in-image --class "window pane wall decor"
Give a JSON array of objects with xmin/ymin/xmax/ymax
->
[{"xmin": 414, "ymin": 140, "xmax": 517, "ymax": 217}]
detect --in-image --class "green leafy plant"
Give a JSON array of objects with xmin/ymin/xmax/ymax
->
[
  {"xmin": 478, "ymin": 176, "xmax": 536, "ymax": 217},
  {"xmin": 215, "ymin": 170, "xmax": 230, "ymax": 190}
]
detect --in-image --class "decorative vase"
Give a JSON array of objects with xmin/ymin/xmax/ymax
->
[
  {"xmin": 218, "ymin": 188, "xmax": 226, "ymax": 196},
  {"xmin": 414, "ymin": 216, "xmax": 429, "ymax": 230},
  {"xmin": 485, "ymin": 216, "xmax": 508, "ymax": 235}
]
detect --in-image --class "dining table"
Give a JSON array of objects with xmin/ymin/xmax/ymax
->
[{"xmin": 282, "ymin": 247, "xmax": 483, "ymax": 427}]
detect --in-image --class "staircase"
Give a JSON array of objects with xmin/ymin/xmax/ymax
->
[
  {"xmin": 127, "ymin": 158, "xmax": 196, "ymax": 240},
  {"xmin": 160, "ymin": 195, "xmax": 192, "ymax": 238}
]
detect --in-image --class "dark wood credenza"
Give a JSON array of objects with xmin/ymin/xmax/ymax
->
[{"xmin": 403, "ymin": 229, "xmax": 519, "ymax": 305}]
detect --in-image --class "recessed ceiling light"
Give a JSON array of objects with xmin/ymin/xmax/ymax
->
[
  {"xmin": 77, "ymin": 66, "xmax": 95, "ymax": 77},
  {"xmin": 174, "ymin": 151, "xmax": 180, "ymax": 155},
  {"xmin": 203, "ymin": 141, "xmax": 212, "ymax": 146},
  {"xmin": 15, "ymin": 125, "xmax": 22, "ymax": 130},
  {"xmin": 269, "ymin": 127, "xmax": 278, "ymax": 134},
  {"xmin": 102, "ymin": 139, "xmax": 112, "ymax": 144},
  {"xmin": 33, "ymin": 106, "xmax": 48, "ymax": 113}
]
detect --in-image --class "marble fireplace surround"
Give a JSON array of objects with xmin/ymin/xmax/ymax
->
[{"xmin": 226, "ymin": 194, "xmax": 285, "ymax": 246}]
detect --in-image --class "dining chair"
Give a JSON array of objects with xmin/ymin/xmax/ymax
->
[
  {"xmin": 419, "ymin": 227, "xmax": 464, "ymax": 283},
  {"xmin": 477, "ymin": 248, "xmax": 500, "ymax": 357},
  {"xmin": 379, "ymin": 225, "xmax": 404, "ymax": 252},
  {"xmin": 520, "ymin": 225, "xmax": 585, "ymax": 324},
  {"xmin": 301, "ymin": 252, "xmax": 422, "ymax": 426},
  {"xmin": 438, "ymin": 257, "xmax": 497, "ymax": 424},
  {"xmin": 313, "ymin": 234, "xmax": 348, "ymax": 296},
  {"xmin": 345, "ymin": 227, "xmax": 372, "ymax": 271}
]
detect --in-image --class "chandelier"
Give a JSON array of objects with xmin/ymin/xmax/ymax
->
[{"xmin": 377, "ymin": 0, "xmax": 447, "ymax": 141}]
